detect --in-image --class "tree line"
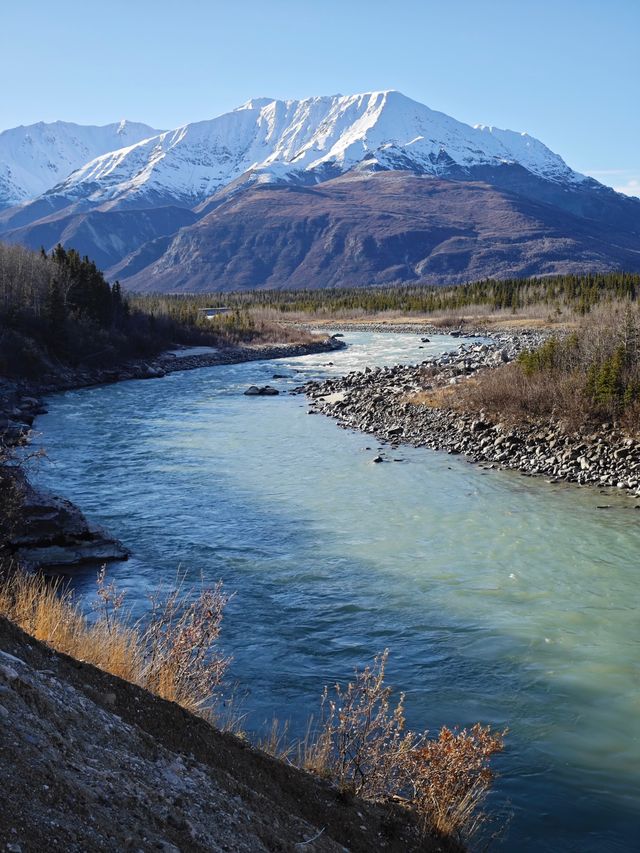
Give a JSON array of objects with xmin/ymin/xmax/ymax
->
[
  {"xmin": 0, "ymin": 243, "xmax": 221, "ymax": 377},
  {"xmin": 130, "ymin": 271, "xmax": 640, "ymax": 318}
]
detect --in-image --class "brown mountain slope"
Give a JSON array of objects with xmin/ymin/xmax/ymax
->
[
  {"xmin": 3, "ymin": 205, "xmax": 197, "ymax": 273},
  {"xmin": 121, "ymin": 172, "xmax": 640, "ymax": 291}
]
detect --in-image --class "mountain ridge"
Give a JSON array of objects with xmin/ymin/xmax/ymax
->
[
  {"xmin": 39, "ymin": 91, "xmax": 591, "ymax": 209},
  {"xmin": 0, "ymin": 119, "xmax": 161, "ymax": 208},
  {"xmin": 1, "ymin": 91, "xmax": 639, "ymax": 291}
]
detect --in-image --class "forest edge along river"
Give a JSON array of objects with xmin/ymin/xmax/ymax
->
[{"xmin": 26, "ymin": 329, "xmax": 640, "ymax": 852}]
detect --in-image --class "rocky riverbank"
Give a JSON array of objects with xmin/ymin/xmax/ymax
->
[
  {"xmin": 6, "ymin": 336, "xmax": 345, "ymax": 398},
  {"xmin": 299, "ymin": 331, "xmax": 640, "ymax": 496},
  {"xmin": 3, "ymin": 469, "xmax": 129, "ymax": 573},
  {"xmin": 295, "ymin": 319, "xmax": 549, "ymax": 337},
  {"xmin": 298, "ymin": 321, "xmax": 489, "ymax": 336},
  {"xmin": 0, "ymin": 335, "xmax": 345, "ymax": 573}
]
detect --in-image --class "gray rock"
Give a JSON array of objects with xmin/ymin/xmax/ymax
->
[
  {"xmin": 16, "ymin": 540, "xmax": 129, "ymax": 571},
  {"xmin": 244, "ymin": 385, "xmax": 280, "ymax": 396}
]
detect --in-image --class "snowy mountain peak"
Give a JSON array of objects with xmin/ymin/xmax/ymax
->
[
  {"xmin": 1, "ymin": 94, "xmax": 588, "ymax": 211},
  {"xmin": 0, "ymin": 119, "xmax": 160, "ymax": 207},
  {"xmin": 237, "ymin": 97, "xmax": 277, "ymax": 111}
]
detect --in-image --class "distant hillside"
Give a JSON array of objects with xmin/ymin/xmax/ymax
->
[{"xmin": 121, "ymin": 172, "xmax": 640, "ymax": 292}]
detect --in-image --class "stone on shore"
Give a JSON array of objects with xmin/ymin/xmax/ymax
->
[{"xmin": 8, "ymin": 473, "xmax": 129, "ymax": 572}]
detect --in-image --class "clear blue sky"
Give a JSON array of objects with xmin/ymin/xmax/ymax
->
[{"xmin": 1, "ymin": 0, "xmax": 637, "ymax": 195}]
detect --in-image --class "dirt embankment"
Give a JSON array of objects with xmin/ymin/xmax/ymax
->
[{"xmin": 0, "ymin": 615, "xmax": 455, "ymax": 853}]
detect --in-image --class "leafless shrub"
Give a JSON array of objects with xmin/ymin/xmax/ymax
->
[
  {"xmin": 301, "ymin": 651, "xmax": 415, "ymax": 799},
  {"xmin": 269, "ymin": 651, "xmax": 506, "ymax": 844},
  {"xmin": 0, "ymin": 242, "xmax": 53, "ymax": 317},
  {"xmin": 455, "ymin": 363, "xmax": 586, "ymax": 426}
]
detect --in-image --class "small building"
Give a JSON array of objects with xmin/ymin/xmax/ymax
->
[{"xmin": 198, "ymin": 307, "xmax": 233, "ymax": 320}]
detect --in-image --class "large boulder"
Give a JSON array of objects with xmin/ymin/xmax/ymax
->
[
  {"xmin": 9, "ymin": 474, "xmax": 129, "ymax": 571},
  {"xmin": 244, "ymin": 385, "xmax": 279, "ymax": 396}
]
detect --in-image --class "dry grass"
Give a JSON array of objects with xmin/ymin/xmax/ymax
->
[
  {"xmin": 207, "ymin": 307, "xmax": 323, "ymax": 346},
  {"xmin": 402, "ymin": 304, "xmax": 640, "ymax": 435},
  {"xmin": 245, "ymin": 310, "xmax": 321, "ymax": 346},
  {"xmin": 454, "ymin": 362, "xmax": 586, "ymax": 425},
  {"xmin": 451, "ymin": 306, "xmax": 640, "ymax": 434},
  {"xmin": 0, "ymin": 568, "xmax": 231, "ymax": 720},
  {"xmin": 408, "ymin": 384, "xmax": 458, "ymax": 408},
  {"xmin": 407, "ymin": 724, "xmax": 505, "ymax": 840},
  {"xmin": 0, "ymin": 566, "xmax": 505, "ymax": 844},
  {"xmin": 281, "ymin": 305, "xmax": 578, "ymax": 333}
]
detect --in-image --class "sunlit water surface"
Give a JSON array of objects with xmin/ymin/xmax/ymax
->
[{"xmin": 30, "ymin": 331, "xmax": 639, "ymax": 851}]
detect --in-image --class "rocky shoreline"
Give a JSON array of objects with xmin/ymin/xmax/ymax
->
[
  {"xmin": 299, "ymin": 320, "xmax": 491, "ymax": 336},
  {"xmin": 1, "ymin": 336, "xmax": 344, "ymax": 573},
  {"xmin": 4, "ymin": 336, "xmax": 345, "ymax": 399},
  {"xmin": 299, "ymin": 331, "xmax": 640, "ymax": 497}
]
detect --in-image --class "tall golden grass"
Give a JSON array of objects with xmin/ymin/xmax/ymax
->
[{"xmin": 0, "ymin": 568, "xmax": 230, "ymax": 718}]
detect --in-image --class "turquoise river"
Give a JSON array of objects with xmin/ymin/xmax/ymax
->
[{"xmin": 30, "ymin": 331, "xmax": 639, "ymax": 851}]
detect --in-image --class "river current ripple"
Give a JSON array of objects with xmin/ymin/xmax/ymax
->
[{"xmin": 30, "ymin": 331, "xmax": 640, "ymax": 852}]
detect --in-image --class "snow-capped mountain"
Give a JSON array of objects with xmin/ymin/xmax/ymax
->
[
  {"xmin": 0, "ymin": 119, "xmax": 160, "ymax": 207},
  {"xmin": 1, "ymin": 91, "xmax": 639, "ymax": 291},
  {"xmin": 48, "ymin": 91, "xmax": 587, "ymax": 208}
]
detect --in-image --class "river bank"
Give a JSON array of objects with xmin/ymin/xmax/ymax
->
[
  {"xmin": 295, "ymin": 316, "xmax": 571, "ymax": 336},
  {"xmin": 11, "ymin": 325, "xmax": 640, "ymax": 851},
  {"xmin": 0, "ymin": 612, "xmax": 444, "ymax": 853},
  {"xmin": 0, "ymin": 335, "xmax": 344, "ymax": 573},
  {"xmin": 300, "ymin": 330, "xmax": 640, "ymax": 496}
]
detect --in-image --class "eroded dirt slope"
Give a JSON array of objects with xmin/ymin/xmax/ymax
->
[{"xmin": 0, "ymin": 616, "xmax": 453, "ymax": 853}]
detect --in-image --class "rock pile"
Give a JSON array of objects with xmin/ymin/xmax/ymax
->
[
  {"xmin": 300, "ymin": 332, "xmax": 640, "ymax": 495},
  {"xmin": 244, "ymin": 385, "xmax": 280, "ymax": 396}
]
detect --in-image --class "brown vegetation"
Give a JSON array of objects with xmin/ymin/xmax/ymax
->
[
  {"xmin": 453, "ymin": 305, "xmax": 640, "ymax": 434},
  {"xmin": 0, "ymin": 569, "xmax": 231, "ymax": 719},
  {"xmin": 0, "ymin": 570, "xmax": 505, "ymax": 846},
  {"xmin": 280, "ymin": 652, "xmax": 505, "ymax": 845}
]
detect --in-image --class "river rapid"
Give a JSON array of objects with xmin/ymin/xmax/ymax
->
[{"xmin": 30, "ymin": 330, "xmax": 639, "ymax": 852}]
